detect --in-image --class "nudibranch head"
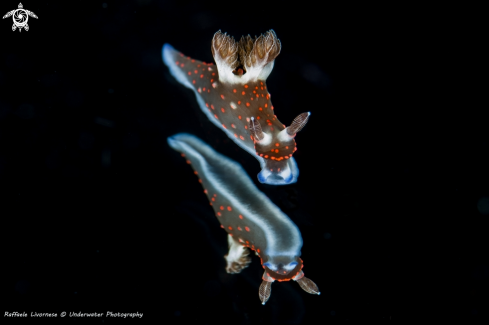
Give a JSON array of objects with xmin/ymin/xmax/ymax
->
[
  {"xmin": 262, "ymin": 256, "xmax": 303, "ymax": 281},
  {"xmin": 259, "ymin": 257, "xmax": 320, "ymax": 305},
  {"xmin": 250, "ymin": 112, "xmax": 310, "ymax": 184}
]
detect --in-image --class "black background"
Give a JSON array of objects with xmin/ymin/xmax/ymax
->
[{"xmin": 1, "ymin": 1, "xmax": 487, "ymax": 323}]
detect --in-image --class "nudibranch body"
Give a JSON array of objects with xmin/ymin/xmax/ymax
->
[
  {"xmin": 168, "ymin": 133, "xmax": 319, "ymax": 304},
  {"xmin": 162, "ymin": 30, "xmax": 310, "ymax": 185}
]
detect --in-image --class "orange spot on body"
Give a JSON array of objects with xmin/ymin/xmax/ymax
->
[
  {"xmin": 221, "ymin": 108, "xmax": 225, "ymax": 113},
  {"xmin": 245, "ymin": 85, "xmax": 249, "ymax": 88},
  {"xmin": 228, "ymin": 226, "xmax": 233, "ymax": 230},
  {"xmin": 221, "ymin": 94, "xmax": 225, "ymax": 99},
  {"xmin": 233, "ymin": 89, "xmax": 237, "ymax": 93},
  {"xmin": 217, "ymin": 212, "xmax": 221, "ymax": 216},
  {"xmin": 222, "ymin": 124, "xmax": 227, "ymax": 129},
  {"xmin": 211, "ymin": 104, "xmax": 214, "ymax": 109},
  {"xmin": 238, "ymin": 116, "xmax": 242, "ymax": 119},
  {"xmin": 238, "ymin": 101, "xmax": 241, "ymax": 105},
  {"xmin": 246, "ymin": 103, "xmax": 250, "ymax": 107},
  {"xmin": 194, "ymin": 70, "xmax": 198, "ymax": 74},
  {"xmin": 200, "ymin": 74, "xmax": 204, "ymax": 78},
  {"xmin": 227, "ymin": 206, "xmax": 232, "ymax": 211},
  {"xmin": 239, "ymin": 135, "xmax": 244, "ymax": 140},
  {"xmin": 214, "ymin": 114, "xmax": 218, "ymax": 119},
  {"xmin": 220, "ymin": 206, "xmax": 224, "ymax": 210},
  {"xmin": 234, "ymin": 133, "xmax": 238, "ymax": 138},
  {"xmin": 180, "ymin": 64, "xmax": 184, "ymax": 67},
  {"xmin": 259, "ymin": 107, "xmax": 263, "ymax": 111},
  {"xmin": 241, "ymin": 91, "xmax": 246, "ymax": 95}
]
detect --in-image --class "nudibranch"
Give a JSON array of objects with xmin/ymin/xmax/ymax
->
[
  {"xmin": 162, "ymin": 30, "xmax": 311, "ymax": 185},
  {"xmin": 167, "ymin": 133, "xmax": 320, "ymax": 304}
]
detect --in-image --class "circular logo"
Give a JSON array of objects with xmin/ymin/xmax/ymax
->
[{"xmin": 13, "ymin": 9, "xmax": 28, "ymax": 27}]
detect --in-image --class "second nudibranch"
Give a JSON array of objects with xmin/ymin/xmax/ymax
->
[
  {"xmin": 168, "ymin": 133, "xmax": 319, "ymax": 304},
  {"xmin": 162, "ymin": 30, "xmax": 311, "ymax": 185}
]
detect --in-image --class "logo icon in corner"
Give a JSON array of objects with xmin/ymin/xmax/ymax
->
[{"xmin": 3, "ymin": 3, "xmax": 37, "ymax": 32}]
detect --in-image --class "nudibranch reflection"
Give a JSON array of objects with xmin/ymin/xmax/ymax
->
[
  {"xmin": 162, "ymin": 30, "xmax": 310, "ymax": 185},
  {"xmin": 168, "ymin": 133, "xmax": 319, "ymax": 304}
]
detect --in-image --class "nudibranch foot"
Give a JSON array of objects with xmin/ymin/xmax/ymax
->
[{"xmin": 225, "ymin": 234, "xmax": 251, "ymax": 274}]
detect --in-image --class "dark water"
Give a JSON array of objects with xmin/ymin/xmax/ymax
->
[{"xmin": 1, "ymin": 1, "xmax": 486, "ymax": 323}]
